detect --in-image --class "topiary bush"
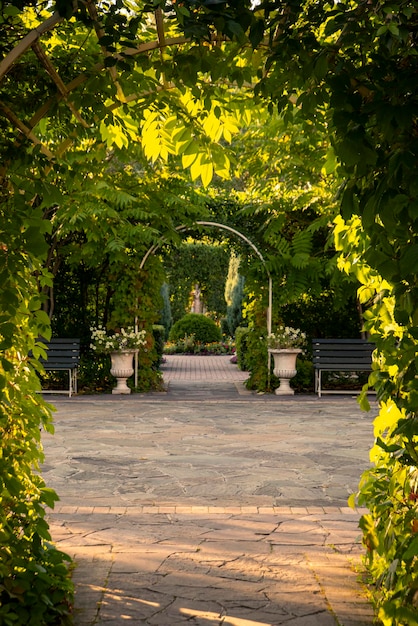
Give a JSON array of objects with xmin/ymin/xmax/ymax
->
[{"xmin": 168, "ymin": 313, "xmax": 222, "ymax": 344}]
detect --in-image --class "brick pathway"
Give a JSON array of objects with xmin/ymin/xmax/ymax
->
[{"xmin": 161, "ymin": 354, "xmax": 249, "ymax": 382}]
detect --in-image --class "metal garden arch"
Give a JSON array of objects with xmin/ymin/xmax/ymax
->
[{"xmin": 135, "ymin": 220, "xmax": 272, "ymax": 387}]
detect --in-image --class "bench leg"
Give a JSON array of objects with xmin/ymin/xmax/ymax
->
[
  {"xmin": 68, "ymin": 369, "xmax": 72, "ymax": 397},
  {"xmin": 68, "ymin": 368, "xmax": 78, "ymax": 397},
  {"xmin": 68, "ymin": 369, "xmax": 78, "ymax": 397},
  {"xmin": 315, "ymin": 370, "xmax": 322, "ymax": 398}
]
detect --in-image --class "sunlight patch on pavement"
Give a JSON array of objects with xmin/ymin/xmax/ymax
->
[{"xmin": 180, "ymin": 607, "xmax": 273, "ymax": 625}]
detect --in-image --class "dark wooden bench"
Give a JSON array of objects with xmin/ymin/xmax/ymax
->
[
  {"xmin": 312, "ymin": 338, "xmax": 375, "ymax": 397},
  {"xmin": 38, "ymin": 338, "xmax": 81, "ymax": 397}
]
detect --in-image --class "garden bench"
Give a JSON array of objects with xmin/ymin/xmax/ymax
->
[
  {"xmin": 39, "ymin": 338, "xmax": 81, "ymax": 397},
  {"xmin": 312, "ymin": 338, "xmax": 375, "ymax": 397}
]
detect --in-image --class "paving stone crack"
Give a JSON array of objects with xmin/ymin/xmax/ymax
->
[
  {"xmin": 91, "ymin": 558, "xmax": 114, "ymax": 625},
  {"xmin": 305, "ymin": 553, "xmax": 342, "ymax": 626},
  {"xmin": 45, "ymin": 393, "xmax": 375, "ymax": 625}
]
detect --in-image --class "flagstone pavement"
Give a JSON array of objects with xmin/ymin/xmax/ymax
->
[{"xmin": 43, "ymin": 354, "xmax": 377, "ymax": 625}]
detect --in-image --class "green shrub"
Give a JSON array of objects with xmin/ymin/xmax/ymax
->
[
  {"xmin": 73, "ymin": 328, "xmax": 165, "ymax": 394},
  {"xmin": 290, "ymin": 357, "xmax": 314, "ymax": 392},
  {"xmin": 235, "ymin": 318, "xmax": 314, "ymax": 393},
  {"xmin": 169, "ymin": 314, "xmax": 221, "ymax": 344},
  {"xmin": 152, "ymin": 325, "xmax": 165, "ymax": 368},
  {"xmin": 164, "ymin": 338, "xmax": 234, "ymax": 355},
  {"xmin": 77, "ymin": 353, "xmax": 113, "ymax": 393},
  {"xmin": 164, "ymin": 335, "xmax": 196, "ymax": 354},
  {"xmin": 220, "ymin": 317, "xmax": 229, "ymax": 336},
  {"xmin": 235, "ymin": 327, "xmax": 250, "ymax": 371},
  {"xmin": 0, "ymin": 230, "xmax": 74, "ymax": 625},
  {"xmin": 244, "ymin": 328, "xmax": 269, "ymax": 390}
]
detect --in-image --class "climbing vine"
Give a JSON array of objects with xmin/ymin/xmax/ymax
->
[{"xmin": 0, "ymin": 196, "xmax": 74, "ymax": 624}]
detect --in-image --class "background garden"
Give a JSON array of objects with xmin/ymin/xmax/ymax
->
[
  {"xmin": 1, "ymin": 1, "xmax": 418, "ymax": 624},
  {"xmin": 47, "ymin": 224, "xmax": 363, "ymax": 395}
]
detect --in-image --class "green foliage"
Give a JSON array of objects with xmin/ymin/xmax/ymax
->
[
  {"xmin": 164, "ymin": 338, "xmax": 234, "ymax": 355},
  {"xmin": 2, "ymin": 2, "xmax": 418, "ymax": 622},
  {"xmin": 239, "ymin": 329, "xmax": 312, "ymax": 394},
  {"xmin": 165, "ymin": 334, "xmax": 197, "ymax": 355},
  {"xmin": 164, "ymin": 242, "xmax": 230, "ymax": 322},
  {"xmin": 50, "ymin": 262, "xmax": 96, "ymax": 343},
  {"xmin": 152, "ymin": 324, "xmax": 165, "ymax": 368},
  {"xmin": 225, "ymin": 251, "xmax": 240, "ymax": 306},
  {"xmin": 335, "ymin": 216, "xmax": 418, "ymax": 622},
  {"xmin": 169, "ymin": 313, "xmax": 222, "ymax": 344},
  {"xmin": 279, "ymin": 292, "xmax": 363, "ymax": 344},
  {"xmin": 234, "ymin": 326, "xmax": 250, "ymax": 372},
  {"xmin": 159, "ymin": 284, "xmax": 173, "ymax": 340},
  {"xmin": 136, "ymin": 343, "xmax": 164, "ymax": 393},
  {"xmin": 212, "ymin": 107, "xmax": 340, "ymax": 311},
  {"xmin": 353, "ymin": 400, "xmax": 418, "ymax": 626},
  {"xmin": 244, "ymin": 327, "xmax": 270, "ymax": 392},
  {"xmin": 226, "ymin": 278, "xmax": 244, "ymax": 336},
  {"xmin": 0, "ymin": 200, "xmax": 74, "ymax": 623},
  {"xmin": 291, "ymin": 357, "xmax": 314, "ymax": 393},
  {"xmin": 77, "ymin": 353, "xmax": 114, "ymax": 394},
  {"xmin": 225, "ymin": 254, "xmax": 245, "ymax": 336},
  {"xmin": 108, "ymin": 260, "xmax": 153, "ymax": 331},
  {"xmin": 250, "ymin": 9, "xmax": 418, "ymax": 614},
  {"xmin": 220, "ymin": 317, "xmax": 229, "ymax": 336}
]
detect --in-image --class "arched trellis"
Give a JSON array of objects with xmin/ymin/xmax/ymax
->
[{"xmin": 136, "ymin": 220, "xmax": 272, "ymax": 387}]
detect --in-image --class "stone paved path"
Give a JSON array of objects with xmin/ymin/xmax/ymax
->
[
  {"xmin": 43, "ymin": 356, "xmax": 376, "ymax": 625},
  {"xmin": 161, "ymin": 354, "xmax": 249, "ymax": 382}
]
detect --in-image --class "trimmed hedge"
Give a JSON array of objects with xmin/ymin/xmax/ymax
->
[{"xmin": 168, "ymin": 314, "xmax": 222, "ymax": 344}]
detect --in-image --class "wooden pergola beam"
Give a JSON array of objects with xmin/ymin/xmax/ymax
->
[
  {"xmin": 0, "ymin": 11, "xmax": 65, "ymax": 82},
  {"xmin": 31, "ymin": 42, "xmax": 89, "ymax": 128},
  {"xmin": 0, "ymin": 102, "xmax": 54, "ymax": 159}
]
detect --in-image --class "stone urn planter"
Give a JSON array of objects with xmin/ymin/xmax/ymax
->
[
  {"xmin": 269, "ymin": 348, "xmax": 302, "ymax": 395},
  {"xmin": 110, "ymin": 350, "xmax": 136, "ymax": 394}
]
